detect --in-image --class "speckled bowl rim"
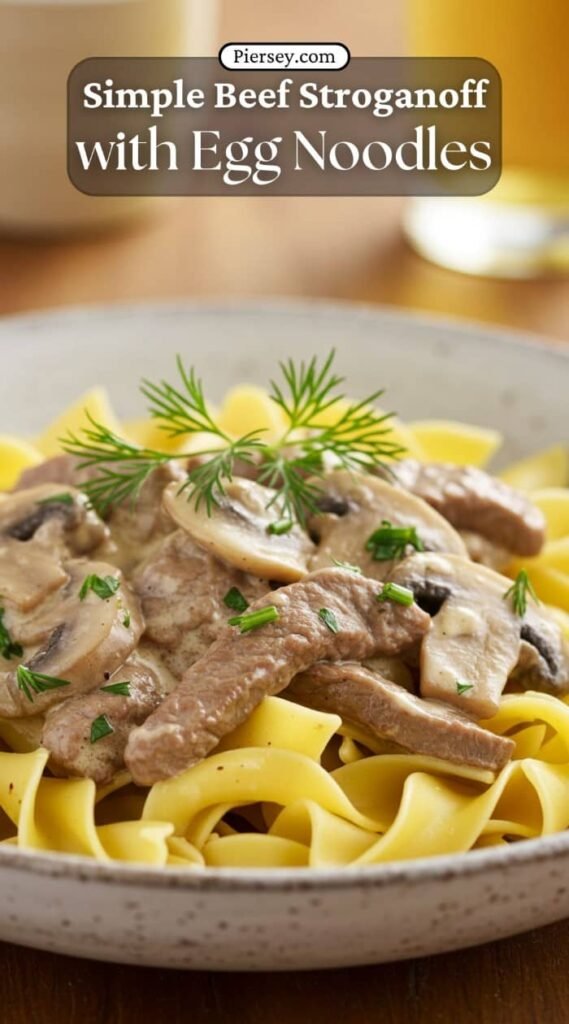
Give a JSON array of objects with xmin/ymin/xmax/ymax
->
[{"xmin": 0, "ymin": 297, "xmax": 567, "ymax": 893}]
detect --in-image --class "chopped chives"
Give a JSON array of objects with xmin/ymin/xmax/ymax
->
[
  {"xmin": 377, "ymin": 582, "xmax": 415, "ymax": 607},
  {"xmin": 456, "ymin": 681, "xmax": 474, "ymax": 696},
  {"xmin": 267, "ymin": 519, "xmax": 294, "ymax": 536},
  {"xmin": 228, "ymin": 606, "xmax": 279, "ymax": 633},
  {"xmin": 366, "ymin": 520, "xmax": 424, "ymax": 561}
]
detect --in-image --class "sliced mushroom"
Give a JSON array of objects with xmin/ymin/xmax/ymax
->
[
  {"xmin": 287, "ymin": 661, "xmax": 514, "ymax": 772},
  {"xmin": 125, "ymin": 566, "xmax": 430, "ymax": 785},
  {"xmin": 388, "ymin": 460, "xmax": 546, "ymax": 557},
  {"xmin": 392, "ymin": 553, "xmax": 569, "ymax": 715},
  {"xmin": 0, "ymin": 560, "xmax": 143, "ymax": 718},
  {"xmin": 307, "ymin": 470, "xmax": 467, "ymax": 579},
  {"xmin": 510, "ymin": 611, "xmax": 569, "ymax": 696},
  {"xmin": 0, "ymin": 541, "xmax": 68, "ymax": 613},
  {"xmin": 390, "ymin": 553, "xmax": 522, "ymax": 718},
  {"xmin": 0, "ymin": 484, "xmax": 108, "ymax": 556},
  {"xmin": 163, "ymin": 477, "xmax": 315, "ymax": 583},
  {"xmin": 42, "ymin": 651, "xmax": 172, "ymax": 784}
]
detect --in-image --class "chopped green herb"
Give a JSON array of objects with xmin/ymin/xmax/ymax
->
[
  {"xmin": 332, "ymin": 558, "xmax": 362, "ymax": 574},
  {"xmin": 122, "ymin": 611, "xmax": 131, "ymax": 629},
  {"xmin": 223, "ymin": 587, "xmax": 249, "ymax": 614},
  {"xmin": 16, "ymin": 665, "xmax": 71, "ymax": 703},
  {"xmin": 318, "ymin": 608, "xmax": 340, "ymax": 633},
  {"xmin": 503, "ymin": 569, "xmax": 539, "ymax": 618},
  {"xmin": 267, "ymin": 519, "xmax": 294, "ymax": 536},
  {"xmin": 456, "ymin": 681, "xmax": 474, "ymax": 696},
  {"xmin": 36, "ymin": 492, "xmax": 74, "ymax": 507},
  {"xmin": 101, "ymin": 681, "xmax": 131, "ymax": 697},
  {"xmin": 0, "ymin": 608, "xmax": 23, "ymax": 661},
  {"xmin": 366, "ymin": 520, "xmax": 425, "ymax": 561},
  {"xmin": 377, "ymin": 582, "xmax": 415, "ymax": 607},
  {"xmin": 228, "ymin": 606, "xmax": 279, "ymax": 633},
  {"xmin": 90, "ymin": 714, "xmax": 114, "ymax": 744},
  {"xmin": 79, "ymin": 574, "xmax": 121, "ymax": 602}
]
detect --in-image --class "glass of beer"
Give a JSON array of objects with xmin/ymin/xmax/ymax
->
[{"xmin": 405, "ymin": 0, "xmax": 569, "ymax": 277}]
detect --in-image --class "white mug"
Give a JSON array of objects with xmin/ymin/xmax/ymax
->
[{"xmin": 0, "ymin": 0, "xmax": 218, "ymax": 234}]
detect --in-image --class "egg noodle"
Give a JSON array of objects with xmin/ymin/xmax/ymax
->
[{"xmin": 0, "ymin": 386, "xmax": 568, "ymax": 869}]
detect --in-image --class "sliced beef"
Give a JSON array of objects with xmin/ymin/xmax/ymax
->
[
  {"xmin": 104, "ymin": 463, "xmax": 185, "ymax": 573},
  {"xmin": 0, "ymin": 560, "xmax": 143, "ymax": 717},
  {"xmin": 125, "ymin": 566, "xmax": 430, "ymax": 785},
  {"xmin": 42, "ymin": 653, "xmax": 172, "ymax": 784},
  {"xmin": 14, "ymin": 455, "xmax": 84, "ymax": 491},
  {"xmin": 287, "ymin": 661, "xmax": 514, "ymax": 772},
  {"xmin": 388, "ymin": 460, "xmax": 545, "ymax": 557},
  {"xmin": 132, "ymin": 529, "xmax": 268, "ymax": 680}
]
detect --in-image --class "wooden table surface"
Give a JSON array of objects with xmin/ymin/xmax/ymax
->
[{"xmin": 0, "ymin": 2, "xmax": 568, "ymax": 1022}]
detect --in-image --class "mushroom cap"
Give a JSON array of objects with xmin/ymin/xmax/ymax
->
[
  {"xmin": 390, "ymin": 553, "xmax": 522, "ymax": 719},
  {"xmin": 308, "ymin": 470, "xmax": 467, "ymax": 579},
  {"xmin": 0, "ymin": 484, "xmax": 108, "ymax": 555},
  {"xmin": 163, "ymin": 477, "xmax": 315, "ymax": 583},
  {"xmin": 0, "ymin": 559, "xmax": 144, "ymax": 718}
]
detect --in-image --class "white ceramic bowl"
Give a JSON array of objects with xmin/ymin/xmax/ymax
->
[{"xmin": 0, "ymin": 300, "xmax": 567, "ymax": 970}]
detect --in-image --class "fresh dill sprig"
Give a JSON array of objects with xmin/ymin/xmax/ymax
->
[
  {"xmin": 61, "ymin": 350, "xmax": 404, "ymax": 523},
  {"xmin": 62, "ymin": 414, "xmax": 173, "ymax": 515},
  {"xmin": 504, "ymin": 569, "xmax": 539, "ymax": 617},
  {"xmin": 141, "ymin": 357, "xmax": 232, "ymax": 441}
]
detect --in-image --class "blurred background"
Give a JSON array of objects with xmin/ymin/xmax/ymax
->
[{"xmin": 0, "ymin": 0, "xmax": 567, "ymax": 341}]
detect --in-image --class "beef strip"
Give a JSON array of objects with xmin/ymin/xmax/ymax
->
[
  {"xmin": 42, "ymin": 652, "xmax": 173, "ymax": 784},
  {"xmin": 287, "ymin": 661, "xmax": 514, "ymax": 772},
  {"xmin": 388, "ymin": 460, "xmax": 546, "ymax": 557},
  {"xmin": 125, "ymin": 566, "xmax": 431, "ymax": 785},
  {"xmin": 106, "ymin": 464, "xmax": 185, "ymax": 573},
  {"xmin": 132, "ymin": 529, "xmax": 268, "ymax": 680}
]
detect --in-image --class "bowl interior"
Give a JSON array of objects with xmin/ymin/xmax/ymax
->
[{"xmin": 1, "ymin": 300, "xmax": 567, "ymax": 465}]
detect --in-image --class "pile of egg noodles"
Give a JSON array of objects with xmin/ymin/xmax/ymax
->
[{"xmin": 0, "ymin": 385, "xmax": 568, "ymax": 870}]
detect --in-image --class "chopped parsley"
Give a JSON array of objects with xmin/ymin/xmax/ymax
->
[
  {"xmin": 503, "ymin": 569, "xmax": 539, "ymax": 618},
  {"xmin": 223, "ymin": 587, "xmax": 249, "ymax": 614},
  {"xmin": 456, "ymin": 681, "xmax": 474, "ymax": 696},
  {"xmin": 318, "ymin": 608, "xmax": 340, "ymax": 633},
  {"xmin": 36, "ymin": 492, "xmax": 74, "ymax": 507},
  {"xmin": 101, "ymin": 681, "xmax": 131, "ymax": 697},
  {"xmin": 16, "ymin": 666, "xmax": 71, "ymax": 703},
  {"xmin": 377, "ymin": 582, "xmax": 415, "ymax": 607},
  {"xmin": 122, "ymin": 611, "xmax": 131, "ymax": 629},
  {"xmin": 0, "ymin": 609, "xmax": 23, "ymax": 661},
  {"xmin": 267, "ymin": 519, "xmax": 294, "ymax": 536},
  {"xmin": 90, "ymin": 714, "xmax": 114, "ymax": 744},
  {"xmin": 79, "ymin": 574, "xmax": 121, "ymax": 602},
  {"xmin": 366, "ymin": 520, "xmax": 425, "ymax": 562},
  {"xmin": 228, "ymin": 606, "xmax": 279, "ymax": 633}
]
